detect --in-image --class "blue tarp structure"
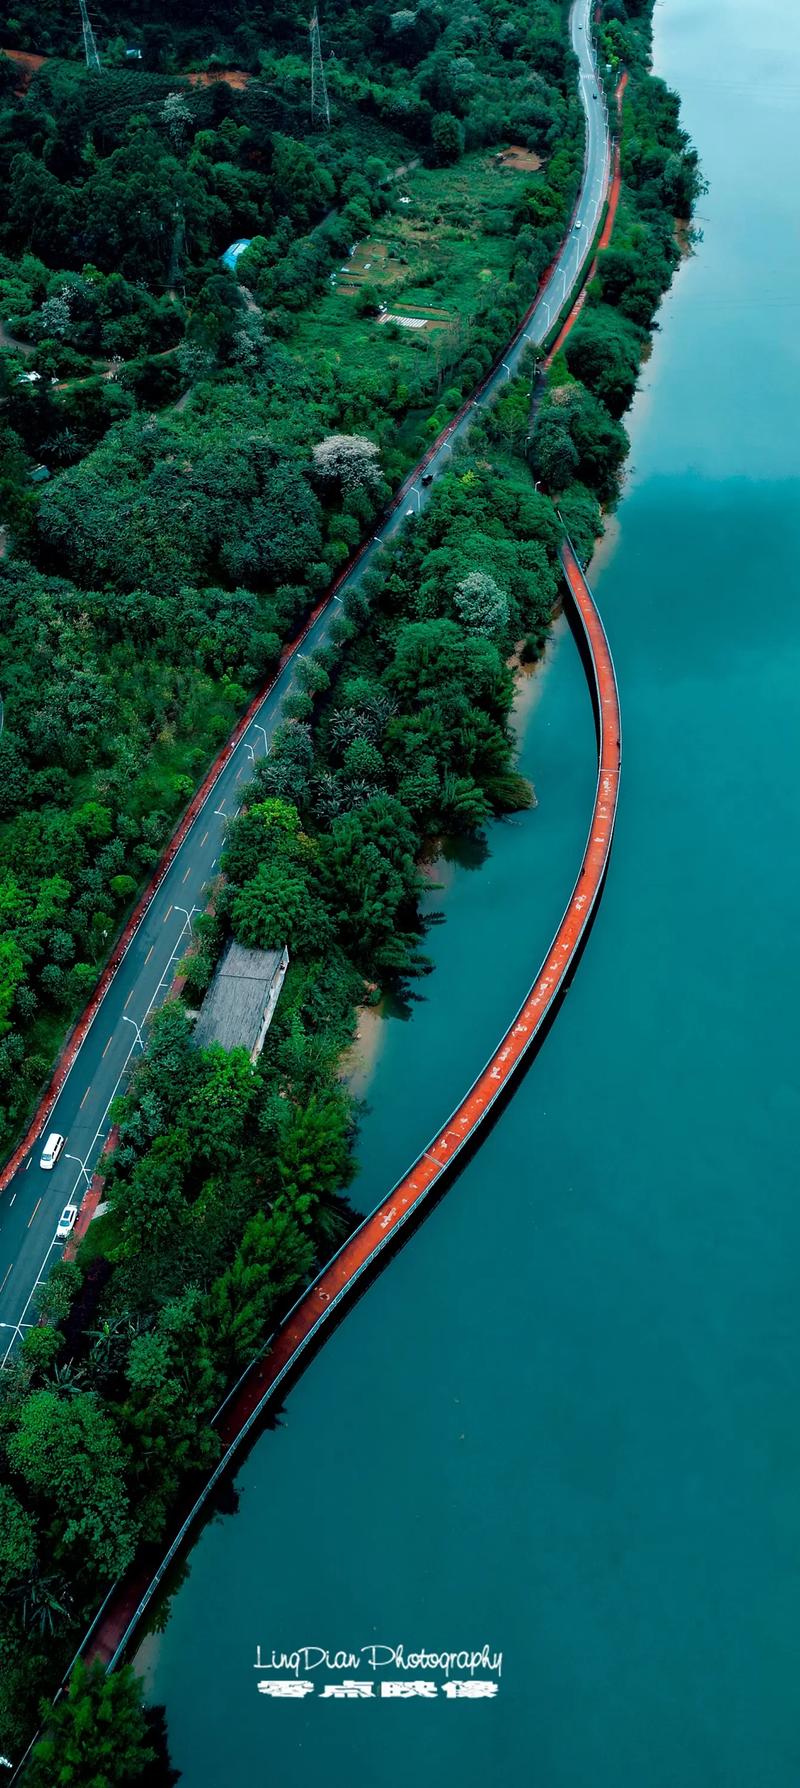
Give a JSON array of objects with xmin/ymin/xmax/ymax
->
[{"xmin": 220, "ymin": 238, "xmax": 253, "ymax": 272}]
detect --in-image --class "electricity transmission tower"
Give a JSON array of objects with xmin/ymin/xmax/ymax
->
[
  {"xmin": 78, "ymin": 0, "xmax": 101, "ymax": 71},
  {"xmin": 309, "ymin": 10, "xmax": 330, "ymax": 128}
]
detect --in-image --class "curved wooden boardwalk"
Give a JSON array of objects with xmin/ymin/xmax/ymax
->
[{"xmin": 78, "ymin": 537, "xmax": 621, "ymax": 1676}]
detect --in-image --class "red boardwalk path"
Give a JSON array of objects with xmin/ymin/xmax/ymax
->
[
  {"xmin": 546, "ymin": 78, "xmax": 627, "ymax": 367},
  {"xmin": 80, "ymin": 538, "xmax": 621, "ymax": 1675}
]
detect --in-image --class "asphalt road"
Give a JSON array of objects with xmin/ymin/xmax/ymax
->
[{"xmin": 0, "ymin": 0, "xmax": 609, "ymax": 1358}]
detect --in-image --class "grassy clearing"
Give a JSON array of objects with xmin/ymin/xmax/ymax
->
[{"xmin": 288, "ymin": 148, "xmax": 539, "ymax": 386}]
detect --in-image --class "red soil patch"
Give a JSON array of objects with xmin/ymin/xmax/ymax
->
[
  {"xmin": 495, "ymin": 144, "xmax": 543, "ymax": 172},
  {"xmin": 185, "ymin": 67, "xmax": 251, "ymax": 89},
  {"xmin": 1, "ymin": 47, "xmax": 46, "ymax": 90}
]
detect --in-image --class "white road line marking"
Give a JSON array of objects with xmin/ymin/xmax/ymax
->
[
  {"xmin": 2, "ymin": 908, "xmax": 199, "ymax": 1361},
  {"xmin": 101, "ymin": 1036, "xmax": 112, "ymax": 1059},
  {"xmin": 27, "ymin": 1199, "xmax": 41, "ymax": 1229}
]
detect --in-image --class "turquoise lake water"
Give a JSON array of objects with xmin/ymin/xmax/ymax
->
[{"xmin": 141, "ymin": 2, "xmax": 800, "ymax": 1780}]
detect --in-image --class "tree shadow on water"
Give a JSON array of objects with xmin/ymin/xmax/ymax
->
[{"xmin": 141, "ymin": 1702, "xmax": 181, "ymax": 1784}]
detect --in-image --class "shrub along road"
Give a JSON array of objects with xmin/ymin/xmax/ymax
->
[{"xmin": 0, "ymin": 0, "xmax": 609, "ymax": 1360}]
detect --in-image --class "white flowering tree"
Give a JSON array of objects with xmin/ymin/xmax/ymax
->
[
  {"xmin": 454, "ymin": 570, "xmax": 509, "ymax": 639},
  {"xmin": 312, "ymin": 433, "xmax": 382, "ymax": 492},
  {"xmin": 39, "ymin": 290, "xmax": 72, "ymax": 341},
  {"xmin": 162, "ymin": 91, "xmax": 193, "ymax": 149}
]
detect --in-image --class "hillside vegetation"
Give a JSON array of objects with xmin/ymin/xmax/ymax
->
[{"xmin": 0, "ymin": 0, "xmax": 580, "ymax": 1156}]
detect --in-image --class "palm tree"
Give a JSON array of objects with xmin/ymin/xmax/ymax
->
[
  {"xmin": 47, "ymin": 1359, "xmax": 87, "ymax": 1395},
  {"xmin": 86, "ymin": 1311, "xmax": 149, "ymax": 1382},
  {"xmin": 12, "ymin": 1570, "xmax": 73, "ymax": 1638}
]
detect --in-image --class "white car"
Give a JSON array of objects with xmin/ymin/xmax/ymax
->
[
  {"xmin": 40, "ymin": 1132, "xmax": 65, "ymax": 1171},
  {"xmin": 56, "ymin": 1204, "xmax": 78, "ymax": 1240},
  {"xmin": 575, "ymin": 218, "xmax": 583, "ymax": 230}
]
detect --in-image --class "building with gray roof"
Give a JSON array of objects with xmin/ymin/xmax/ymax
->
[{"xmin": 192, "ymin": 940, "xmax": 288, "ymax": 1063}]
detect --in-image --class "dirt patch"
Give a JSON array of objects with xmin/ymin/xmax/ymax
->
[
  {"xmin": 674, "ymin": 217, "xmax": 694, "ymax": 259},
  {"xmin": 1, "ymin": 47, "xmax": 46, "ymax": 90},
  {"xmin": 340, "ymin": 999, "xmax": 387, "ymax": 1097},
  {"xmin": 2, "ymin": 46, "xmax": 252, "ymax": 91},
  {"xmin": 495, "ymin": 144, "xmax": 543, "ymax": 173},
  {"xmin": 185, "ymin": 67, "xmax": 251, "ymax": 89}
]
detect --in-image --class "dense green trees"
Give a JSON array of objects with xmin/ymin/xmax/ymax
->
[
  {"xmin": 532, "ymin": 376, "xmax": 629, "ymax": 501},
  {"xmin": 25, "ymin": 1660, "xmax": 155, "ymax": 1788},
  {"xmin": 562, "ymin": 304, "xmax": 644, "ymax": 418},
  {"xmin": 7, "ymin": 1392, "xmax": 135, "ymax": 1582}
]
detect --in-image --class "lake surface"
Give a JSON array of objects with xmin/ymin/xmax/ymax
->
[{"xmin": 142, "ymin": 2, "xmax": 800, "ymax": 1781}]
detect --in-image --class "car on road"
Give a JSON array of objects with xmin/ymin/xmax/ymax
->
[
  {"xmin": 40, "ymin": 1132, "xmax": 65, "ymax": 1171},
  {"xmin": 575, "ymin": 218, "xmax": 583, "ymax": 230},
  {"xmin": 56, "ymin": 1204, "xmax": 78, "ymax": 1240}
]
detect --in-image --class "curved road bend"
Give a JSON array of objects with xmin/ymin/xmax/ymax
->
[
  {"xmin": 80, "ymin": 535, "xmax": 621, "ymax": 1673},
  {"xmin": 0, "ymin": 0, "xmax": 609, "ymax": 1356}
]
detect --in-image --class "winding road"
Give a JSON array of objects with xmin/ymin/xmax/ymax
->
[{"xmin": 0, "ymin": 0, "xmax": 610, "ymax": 1356}]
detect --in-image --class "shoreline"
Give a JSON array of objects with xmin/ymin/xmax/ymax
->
[{"xmin": 340, "ymin": 625, "xmax": 563, "ymax": 1098}]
